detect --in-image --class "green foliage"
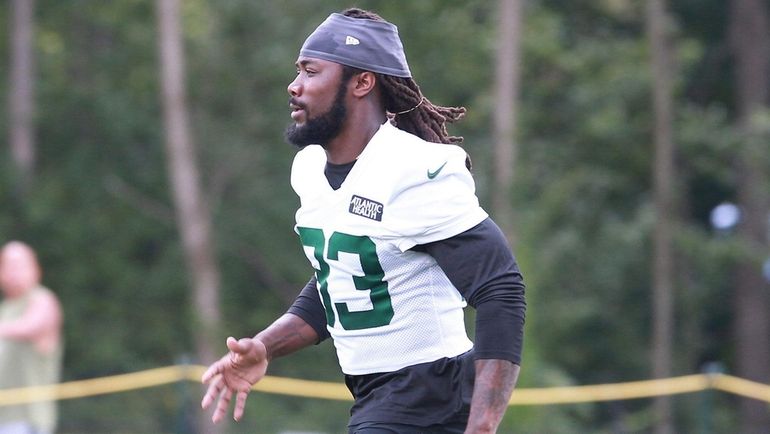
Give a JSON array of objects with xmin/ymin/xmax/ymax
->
[{"xmin": 0, "ymin": 0, "xmax": 760, "ymax": 432}]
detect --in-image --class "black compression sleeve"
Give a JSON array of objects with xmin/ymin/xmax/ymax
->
[
  {"xmin": 286, "ymin": 275, "xmax": 330, "ymax": 343},
  {"xmin": 414, "ymin": 218, "xmax": 526, "ymax": 364}
]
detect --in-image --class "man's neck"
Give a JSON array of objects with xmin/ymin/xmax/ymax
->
[{"xmin": 323, "ymin": 112, "xmax": 387, "ymax": 164}]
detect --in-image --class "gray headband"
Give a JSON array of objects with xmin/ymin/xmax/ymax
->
[{"xmin": 299, "ymin": 13, "xmax": 412, "ymax": 78}]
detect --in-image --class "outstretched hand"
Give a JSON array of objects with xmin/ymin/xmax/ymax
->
[{"xmin": 201, "ymin": 336, "xmax": 269, "ymax": 423}]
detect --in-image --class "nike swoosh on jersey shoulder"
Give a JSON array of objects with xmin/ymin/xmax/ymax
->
[{"xmin": 427, "ymin": 161, "xmax": 448, "ymax": 179}]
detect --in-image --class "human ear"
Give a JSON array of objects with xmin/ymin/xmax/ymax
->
[{"xmin": 352, "ymin": 71, "xmax": 377, "ymax": 97}]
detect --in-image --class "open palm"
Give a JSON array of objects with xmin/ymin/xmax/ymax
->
[{"xmin": 201, "ymin": 336, "xmax": 268, "ymax": 422}]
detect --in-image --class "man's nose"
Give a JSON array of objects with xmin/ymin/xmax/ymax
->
[{"xmin": 288, "ymin": 78, "xmax": 301, "ymax": 96}]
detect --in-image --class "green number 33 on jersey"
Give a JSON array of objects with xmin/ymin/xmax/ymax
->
[{"xmin": 298, "ymin": 227, "xmax": 394, "ymax": 330}]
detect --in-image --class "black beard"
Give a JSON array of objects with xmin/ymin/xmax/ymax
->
[{"xmin": 285, "ymin": 81, "xmax": 347, "ymax": 149}]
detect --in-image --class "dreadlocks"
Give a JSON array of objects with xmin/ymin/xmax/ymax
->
[{"xmin": 341, "ymin": 8, "xmax": 467, "ymax": 144}]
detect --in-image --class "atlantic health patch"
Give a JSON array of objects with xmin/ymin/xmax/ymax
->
[{"xmin": 349, "ymin": 195, "xmax": 383, "ymax": 221}]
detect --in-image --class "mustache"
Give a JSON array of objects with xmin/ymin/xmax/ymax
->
[{"xmin": 288, "ymin": 97, "xmax": 306, "ymax": 110}]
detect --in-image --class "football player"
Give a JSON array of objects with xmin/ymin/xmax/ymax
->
[{"xmin": 202, "ymin": 8, "xmax": 527, "ymax": 434}]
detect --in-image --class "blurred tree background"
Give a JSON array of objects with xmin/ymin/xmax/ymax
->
[{"xmin": 1, "ymin": 0, "xmax": 769, "ymax": 433}]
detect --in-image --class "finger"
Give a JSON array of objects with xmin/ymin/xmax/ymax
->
[
  {"xmin": 201, "ymin": 362, "xmax": 223, "ymax": 384},
  {"xmin": 212, "ymin": 384, "xmax": 233, "ymax": 424},
  {"xmin": 226, "ymin": 336, "xmax": 250, "ymax": 354},
  {"xmin": 201, "ymin": 374, "xmax": 223, "ymax": 409},
  {"xmin": 233, "ymin": 389, "xmax": 250, "ymax": 421}
]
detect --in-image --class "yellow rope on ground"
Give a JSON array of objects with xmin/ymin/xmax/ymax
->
[
  {"xmin": 711, "ymin": 374, "xmax": 770, "ymax": 404},
  {"xmin": 508, "ymin": 374, "xmax": 710, "ymax": 405},
  {"xmin": 0, "ymin": 365, "xmax": 768, "ymax": 406},
  {"xmin": 0, "ymin": 366, "xmax": 187, "ymax": 406}
]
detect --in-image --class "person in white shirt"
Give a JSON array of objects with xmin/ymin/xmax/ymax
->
[{"xmin": 0, "ymin": 241, "xmax": 63, "ymax": 434}]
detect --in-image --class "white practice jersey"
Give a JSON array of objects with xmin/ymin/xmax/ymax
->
[{"xmin": 290, "ymin": 122, "xmax": 488, "ymax": 375}]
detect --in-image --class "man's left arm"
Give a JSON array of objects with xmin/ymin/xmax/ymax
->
[
  {"xmin": 464, "ymin": 273, "xmax": 524, "ymax": 433},
  {"xmin": 466, "ymin": 359, "xmax": 520, "ymax": 433},
  {"xmin": 415, "ymin": 217, "xmax": 526, "ymax": 432}
]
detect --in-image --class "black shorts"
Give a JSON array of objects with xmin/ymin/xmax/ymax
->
[
  {"xmin": 348, "ymin": 420, "xmax": 466, "ymax": 433},
  {"xmin": 345, "ymin": 350, "xmax": 475, "ymax": 429}
]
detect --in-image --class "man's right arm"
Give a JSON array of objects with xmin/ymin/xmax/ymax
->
[
  {"xmin": 201, "ymin": 278, "xmax": 323, "ymax": 423},
  {"xmin": 285, "ymin": 275, "xmax": 330, "ymax": 343},
  {"xmin": 255, "ymin": 312, "xmax": 320, "ymax": 361}
]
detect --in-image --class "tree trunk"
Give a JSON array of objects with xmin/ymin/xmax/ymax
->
[
  {"xmin": 156, "ymin": 0, "xmax": 222, "ymax": 431},
  {"xmin": 8, "ymin": 0, "xmax": 36, "ymax": 191},
  {"xmin": 728, "ymin": 1, "xmax": 770, "ymax": 432},
  {"xmin": 646, "ymin": 1, "xmax": 676, "ymax": 433},
  {"xmin": 492, "ymin": 0, "xmax": 523, "ymax": 242}
]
